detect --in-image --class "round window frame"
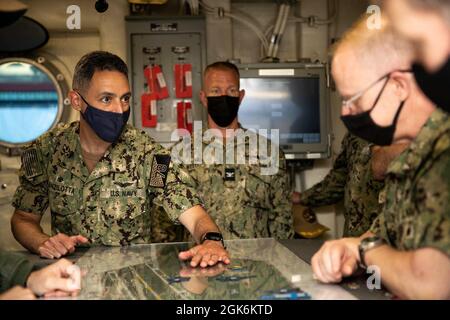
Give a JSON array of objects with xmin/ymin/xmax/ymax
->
[{"xmin": 0, "ymin": 55, "xmax": 71, "ymax": 152}]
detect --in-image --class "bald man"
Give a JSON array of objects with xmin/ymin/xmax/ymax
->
[{"xmin": 311, "ymin": 17, "xmax": 450, "ymax": 299}]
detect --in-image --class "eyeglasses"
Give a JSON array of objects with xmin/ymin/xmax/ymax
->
[{"xmin": 341, "ymin": 69, "xmax": 413, "ymax": 111}]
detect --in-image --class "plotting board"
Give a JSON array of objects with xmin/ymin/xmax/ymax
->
[{"xmin": 75, "ymin": 238, "xmax": 356, "ymax": 300}]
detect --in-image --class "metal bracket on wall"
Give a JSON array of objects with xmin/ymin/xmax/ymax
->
[
  {"xmin": 143, "ymin": 46, "xmax": 161, "ymax": 55},
  {"xmin": 172, "ymin": 46, "xmax": 189, "ymax": 54}
]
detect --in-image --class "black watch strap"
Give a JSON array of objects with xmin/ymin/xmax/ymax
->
[{"xmin": 201, "ymin": 232, "xmax": 225, "ymax": 248}]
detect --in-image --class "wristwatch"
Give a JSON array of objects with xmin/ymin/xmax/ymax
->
[
  {"xmin": 358, "ymin": 236, "xmax": 385, "ymax": 269},
  {"xmin": 200, "ymin": 232, "xmax": 225, "ymax": 248}
]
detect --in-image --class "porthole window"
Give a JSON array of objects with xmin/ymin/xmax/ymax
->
[{"xmin": 0, "ymin": 57, "xmax": 69, "ymax": 151}]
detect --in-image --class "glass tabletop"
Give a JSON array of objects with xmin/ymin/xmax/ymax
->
[{"xmin": 74, "ymin": 238, "xmax": 356, "ymax": 300}]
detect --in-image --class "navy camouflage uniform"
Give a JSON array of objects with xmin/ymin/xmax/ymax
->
[
  {"xmin": 12, "ymin": 122, "xmax": 203, "ymax": 246},
  {"xmin": 300, "ymin": 133, "xmax": 384, "ymax": 237},
  {"xmin": 370, "ymin": 109, "xmax": 450, "ymax": 256}
]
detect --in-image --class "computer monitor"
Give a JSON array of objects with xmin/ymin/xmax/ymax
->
[{"xmin": 237, "ymin": 63, "xmax": 331, "ymax": 159}]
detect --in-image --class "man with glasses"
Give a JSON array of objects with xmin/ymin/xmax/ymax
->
[
  {"xmin": 10, "ymin": 51, "xmax": 230, "ymax": 269},
  {"xmin": 151, "ymin": 61, "xmax": 294, "ymax": 241},
  {"xmin": 311, "ymin": 18, "xmax": 450, "ymax": 299}
]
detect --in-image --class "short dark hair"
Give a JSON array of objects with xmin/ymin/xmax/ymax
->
[
  {"xmin": 204, "ymin": 61, "xmax": 240, "ymax": 79},
  {"xmin": 72, "ymin": 51, "xmax": 128, "ymax": 92}
]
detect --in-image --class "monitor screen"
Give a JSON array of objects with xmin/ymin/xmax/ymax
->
[{"xmin": 238, "ymin": 77, "xmax": 321, "ymax": 145}]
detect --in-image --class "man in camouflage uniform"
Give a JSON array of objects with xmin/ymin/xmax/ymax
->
[
  {"xmin": 151, "ymin": 61, "xmax": 294, "ymax": 242},
  {"xmin": 311, "ymin": 17, "xmax": 450, "ymax": 299},
  {"xmin": 10, "ymin": 51, "xmax": 230, "ymax": 269},
  {"xmin": 296, "ymin": 132, "xmax": 406, "ymax": 237},
  {"xmin": 369, "ymin": 110, "xmax": 450, "ymax": 253}
]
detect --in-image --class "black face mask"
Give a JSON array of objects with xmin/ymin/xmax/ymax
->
[
  {"xmin": 412, "ymin": 57, "xmax": 450, "ymax": 113},
  {"xmin": 77, "ymin": 93, "xmax": 130, "ymax": 143},
  {"xmin": 340, "ymin": 77, "xmax": 406, "ymax": 146},
  {"xmin": 207, "ymin": 95, "xmax": 240, "ymax": 128}
]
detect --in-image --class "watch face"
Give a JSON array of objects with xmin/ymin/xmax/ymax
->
[
  {"xmin": 201, "ymin": 232, "xmax": 226, "ymax": 248},
  {"xmin": 204, "ymin": 232, "xmax": 223, "ymax": 241},
  {"xmin": 361, "ymin": 236, "xmax": 383, "ymax": 249},
  {"xmin": 362, "ymin": 236, "xmax": 377, "ymax": 243}
]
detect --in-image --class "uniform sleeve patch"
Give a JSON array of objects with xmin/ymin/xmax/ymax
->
[
  {"xmin": 149, "ymin": 154, "xmax": 171, "ymax": 188},
  {"xmin": 22, "ymin": 148, "xmax": 43, "ymax": 178}
]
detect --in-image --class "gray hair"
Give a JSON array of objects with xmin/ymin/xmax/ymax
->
[{"xmin": 332, "ymin": 15, "xmax": 414, "ymax": 77}]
